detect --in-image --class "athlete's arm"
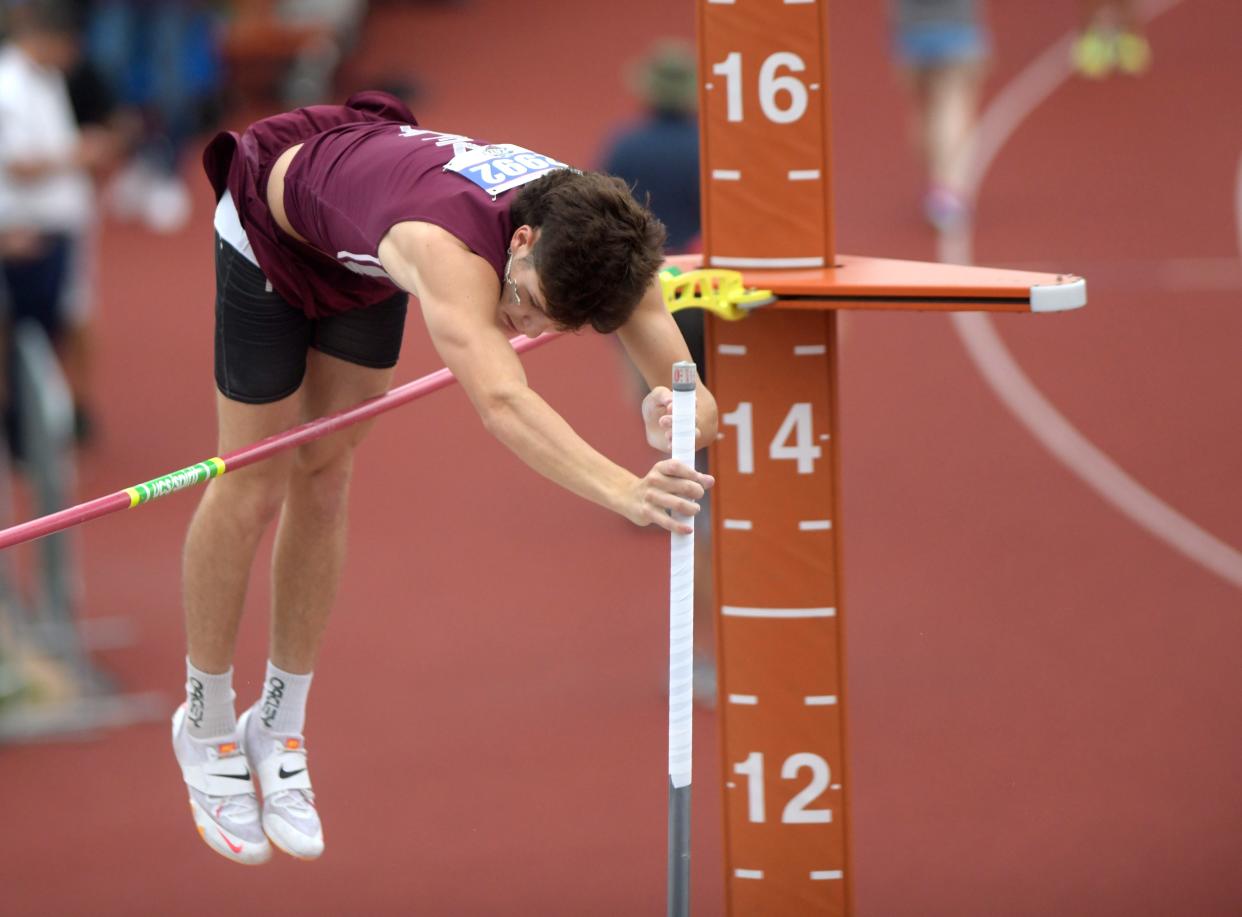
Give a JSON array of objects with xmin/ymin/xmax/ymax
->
[
  {"xmin": 616, "ymin": 277, "xmax": 719, "ymax": 453},
  {"xmin": 378, "ymin": 221, "xmax": 711, "ymax": 534}
]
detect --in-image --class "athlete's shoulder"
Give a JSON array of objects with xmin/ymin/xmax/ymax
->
[
  {"xmin": 379, "ymin": 218, "xmax": 498, "ymax": 307},
  {"xmin": 385, "ymin": 219, "xmax": 473, "ymax": 252}
]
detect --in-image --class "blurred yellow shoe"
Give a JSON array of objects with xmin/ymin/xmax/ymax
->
[
  {"xmin": 1072, "ymin": 29, "xmax": 1115, "ymax": 78},
  {"xmin": 1116, "ymin": 31, "xmax": 1152, "ymax": 75}
]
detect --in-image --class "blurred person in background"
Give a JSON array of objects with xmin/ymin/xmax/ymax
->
[
  {"xmin": 271, "ymin": 0, "xmax": 367, "ymax": 106},
  {"xmin": 598, "ymin": 38, "xmax": 717, "ymax": 704},
  {"xmin": 59, "ymin": 0, "xmax": 133, "ymax": 443},
  {"xmin": 600, "ymin": 39, "xmax": 700, "ymax": 259},
  {"xmin": 1072, "ymin": 1, "xmax": 1150, "ymax": 78},
  {"xmin": 890, "ymin": 0, "xmax": 991, "ymax": 231},
  {"xmin": 0, "ymin": 0, "xmax": 111, "ymax": 456},
  {"xmin": 600, "ymin": 39, "xmax": 701, "ymax": 369},
  {"xmin": 220, "ymin": 0, "xmax": 368, "ymax": 107},
  {"xmin": 86, "ymin": 0, "xmax": 223, "ymax": 234}
]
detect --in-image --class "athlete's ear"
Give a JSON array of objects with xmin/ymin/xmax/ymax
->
[{"xmin": 510, "ymin": 224, "xmax": 537, "ymax": 255}]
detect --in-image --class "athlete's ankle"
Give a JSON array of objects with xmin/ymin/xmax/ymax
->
[
  {"xmin": 255, "ymin": 660, "xmax": 313, "ymax": 735},
  {"xmin": 184, "ymin": 657, "xmax": 238, "ymax": 739}
]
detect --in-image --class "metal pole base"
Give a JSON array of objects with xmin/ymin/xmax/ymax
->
[{"xmin": 667, "ymin": 779, "xmax": 691, "ymax": 917}]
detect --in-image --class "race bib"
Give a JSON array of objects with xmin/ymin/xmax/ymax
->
[{"xmin": 443, "ymin": 143, "xmax": 572, "ymax": 197}]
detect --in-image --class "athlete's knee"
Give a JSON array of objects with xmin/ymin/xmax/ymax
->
[
  {"xmin": 289, "ymin": 451, "xmax": 354, "ymax": 521},
  {"xmin": 293, "ymin": 420, "xmax": 369, "ymax": 473},
  {"xmin": 203, "ymin": 460, "xmax": 292, "ymax": 530}
]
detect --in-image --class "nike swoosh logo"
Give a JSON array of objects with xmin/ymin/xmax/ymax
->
[
  {"xmin": 208, "ymin": 771, "xmax": 251, "ymax": 781},
  {"xmin": 278, "ymin": 766, "xmax": 306, "ymax": 779},
  {"xmin": 217, "ymin": 828, "xmax": 243, "ymax": 854}
]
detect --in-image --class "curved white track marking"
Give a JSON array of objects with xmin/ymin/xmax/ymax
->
[
  {"xmin": 1235, "ymin": 151, "xmax": 1242, "ymax": 257},
  {"xmin": 952, "ymin": 313, "xmax": 1242, "ymax": 590},
  {"xmin": 943, "ymin": 0, "xmax": 1242, "ymax": 592}
]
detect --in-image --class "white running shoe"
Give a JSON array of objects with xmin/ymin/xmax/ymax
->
[
  {"xmin": 171, "ymin": 705, "xmax": 271, "ymax": 865},
  {"xmin": 239, "ymin": 704, "xmax": 325, "ymax": 860}
]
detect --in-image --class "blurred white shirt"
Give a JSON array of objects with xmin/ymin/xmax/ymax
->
[{"xmin": 0, "ymin": 43, "xmax": 93, "ymax": 233}]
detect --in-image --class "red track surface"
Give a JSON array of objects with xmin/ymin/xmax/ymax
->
[{"xmin": 4, "ymin": 2, "xmax": 1241, "ymax": 915}]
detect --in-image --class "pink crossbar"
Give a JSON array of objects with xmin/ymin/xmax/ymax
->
[{"xmin": 0, "ymin": 333, "xmax": 560, "ymax": 550}]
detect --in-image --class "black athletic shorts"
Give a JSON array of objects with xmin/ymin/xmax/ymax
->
[
  {"xmin": 213, "ymin": 233, "xmax": 408, "ymax": 404},
  {"xmin": 2, "ymin": 233, "xmax": 73, "ymax": 341}
]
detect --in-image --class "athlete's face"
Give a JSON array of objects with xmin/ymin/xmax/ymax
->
[{"xmin": 499, "ymin": 226, "xmax": 556, "ymax": 339}]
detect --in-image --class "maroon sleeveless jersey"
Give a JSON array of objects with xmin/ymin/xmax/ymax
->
[{"xmin": 203, "ymin": 92, "xmax": 568, "ymax": 318}]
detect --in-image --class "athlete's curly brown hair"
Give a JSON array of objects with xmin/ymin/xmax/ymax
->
[{"xmin": 510, "ymin": 170, "xmax": 667, "ymax": 333}]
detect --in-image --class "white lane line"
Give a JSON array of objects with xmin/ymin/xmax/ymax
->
[
  {"xmin": 799, "ymin": 520, "xmax": 832, "ymax": 531},
  {"xmin": 810, "ymin": 870, "xmax": 844, "ymax": 880},
  {"xmin": 717, "ymin": 344, "xmax": 747, "ymax": 355},
  {"xmin": 1156, "ymin": 256, "xmax": 1242, "ymax": 291},
  {"xmin": 723, "ymin": 606, "xmax": 835, "ymax": 618},
  {"xmin": 1235, "ymin": 150, "xmax": 1242, "ymax": 265},
  {"xmin": 794, "ymin": 344, "xmax": 827, "ymax": 355},
  {"xmin": 943, "ymin": 0, "xmax": 1242, "ymax": 592},
  {"xmin": 735, "ymin": 869, "xmax": 764, "ymax": 879},
  {"xmin": 805, "ymin": 695, "xmax": 838, "ymax": 705},
  {"xmin": 976, "ymin": 257, "xmax": 1242, "ymax": 292},
  {"xmin": 728, "ymin": 694, "xmax": 759, "ymax": 705},
  {"xmin": 713, "ymin": 169, "xmax": 742, "ymax": 180},
  {"xmin": 788, "ymin": 169, "xmax": 821, "ymax": 181},
  {"xmin": 951, "ymin": 313, "xmax": 1242, "ymax": 591},
  {"xmin": 723, "ymin": 519, "xmax": 753, "ymax": 530}
]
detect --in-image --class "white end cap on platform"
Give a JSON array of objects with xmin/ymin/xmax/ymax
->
[{"xmin": 1030, "ymin": 277, "xmax": 1087, "ymax": 312}]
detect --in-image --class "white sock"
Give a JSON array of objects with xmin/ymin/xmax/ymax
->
[
  {"xmin": 185, "ymin": 659, "xmax": 237, "ymax": 739},
  {"xmin": 258, "ymin": 661, "xmax": 312, "ymax": 735}
]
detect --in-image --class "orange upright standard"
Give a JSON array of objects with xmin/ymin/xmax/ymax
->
[{"xmin": 691, "ymin": 2, "xmax": 1084, "ymax": 915}]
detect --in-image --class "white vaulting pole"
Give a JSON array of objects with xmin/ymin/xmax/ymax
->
[{"xmin": 667, "ymin": 360, "xmax": 697, "ymax": 917}]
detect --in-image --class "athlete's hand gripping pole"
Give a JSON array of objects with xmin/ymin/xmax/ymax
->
[
  {"xmin": 666, "ymin": 360, "xmax": 696, "ymax": 917},
  {"xmin": 0, "ymin": 334, "xmax": 559, "ymax": 551}
]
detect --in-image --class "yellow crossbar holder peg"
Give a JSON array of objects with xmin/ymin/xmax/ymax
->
[{"xmin": 659, "ymin": 266, "xmax": 776, "ymax": 321}]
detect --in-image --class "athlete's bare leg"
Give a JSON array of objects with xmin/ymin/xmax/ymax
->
[
  {"xmin": 915, "ymin": 61, "xmax": 985, "ymax": 195},
  {"xmin": 183, "ymin": 392, "xmax": 301, "ymax": 674},
  {"xmin": 268, "ymin": 350, "xmax": 395, "ymax": 674},
  {"xmin": 929, "ymin": 59, "xmax": 983, "ymax": 195}
]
